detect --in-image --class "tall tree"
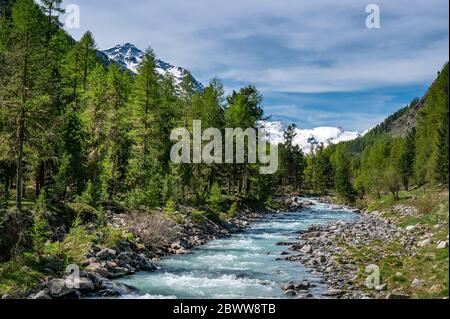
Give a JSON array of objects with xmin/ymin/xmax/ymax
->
[
  {"xmin": 333, "ymin": 144, "xmax": 354, "ymax": 201},
  {"xmin": 128, "ymin": 48, "xmax": 160, "ymax": 191},
  {"xmin": 2, "ymin": 0, "xmax": 47, "ymax": 210}
]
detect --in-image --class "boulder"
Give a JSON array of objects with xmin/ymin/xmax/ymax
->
[
  {"xmin": 300, "ymin": 245, "xmax": 312, "ymax": 254},
  {"xmin": 47, "ymin": 279, "xmax": 76, "ymax": 298},
  {"xmin": 437, "ymin": 241, "xmax": 448, "ymax": 249},
  {"xmin": 70, "ymin": 277, "xmax": 95, "ymax": 292},
  {"xmin": 418, "ymin": 239, "xmax": 432, "ymax": 248},
  {"xmin": 282, "ymin": 282, "xmax": 295, "ymax": 291},
  {"xmin": 295, "ymin": 280, "xmax": 311, "ymax": 291},
  {"xmin": 284, "ymin": 290, "xmax": 296, "ymax": 297},
  {"xmin": 96, "ymin": 248, "xmax": 116, "ymax": 260},
  {"xmin": 85, "ymin": 262, "xmax": 111, "ymax": 278},
  {"xmin": 31, "ymin": 290, "xmax": 52, "ymax": 299}
]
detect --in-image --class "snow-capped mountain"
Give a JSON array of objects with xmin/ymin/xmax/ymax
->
[
  {"xmin": 259, "ymin": 121, "xmax": 361, "ymax": 154},
  {"xmin": 102, "ymin": 43, "xmax": 204, "ymax": 92}
]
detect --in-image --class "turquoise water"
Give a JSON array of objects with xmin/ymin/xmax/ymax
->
[{"xmin": 117, "ymin": 199, "xmax": 356, "ymax": 299}]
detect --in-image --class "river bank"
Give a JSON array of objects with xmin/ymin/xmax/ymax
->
[
  {"xmin": 22, "ymin": 203, "xmax": 272, "ymax": 299},
  {"xmin": 280, "ymin": 190, "xmax": 449, "ymax": 299}
]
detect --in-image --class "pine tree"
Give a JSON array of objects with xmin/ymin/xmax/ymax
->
[
  {"xmin": 103, "ymin": 64, "xmax": 132, "ymax": 199},
  {"xmin": 82, "ymin": 64, "xmax": 108, "ymax": 197},
  {"xmin": 3, "ymin": 0, "xmax": 47, "ymax": 210},
  {"xmin": 333, "ymin": 144, "xmax": 354, "ymax": 201},
  {"xmin": 434, "ymin": 108, "xmax": 449, "ymax": 185},
  {"xmin": 399, "ymin": 129, "xmax": 416, "ymax": 190},
  {"xmin": 128, "ymin": 47, "xmax": 160, "ymax": 191}
]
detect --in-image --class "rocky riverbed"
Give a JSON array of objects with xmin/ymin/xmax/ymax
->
[{"xmin": 279, "ymin": 198, "xmax": 449, "ymax": 299}]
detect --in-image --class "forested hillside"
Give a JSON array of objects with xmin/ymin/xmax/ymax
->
[{"xmin": 307, "ymin": 64, "xmax": 448, "ymax": 201}]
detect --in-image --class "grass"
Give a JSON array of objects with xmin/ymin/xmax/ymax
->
[{"xmin": 0, "ymin": 255, "xmax": 46, "ymax": 296}]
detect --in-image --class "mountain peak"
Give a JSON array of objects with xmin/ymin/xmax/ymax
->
[{"xmin": 101, "ymin": 43, "xmax": 204, "ymax": 92}]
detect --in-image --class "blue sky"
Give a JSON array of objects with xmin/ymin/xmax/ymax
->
[{"xmin": 61, "ymin": 0, "xmax": 449, "ymax": 131}]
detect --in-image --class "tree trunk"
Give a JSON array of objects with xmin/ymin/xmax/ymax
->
[
  {"xmin": 16, "ymin": 110, "xmax": 25, "ymax": 210},
  {"xmin": 16, "ymin": 28, "xmax": 30, "ymax": 211}
]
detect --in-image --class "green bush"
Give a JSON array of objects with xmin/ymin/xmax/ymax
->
[
  {"xmin": 67, "ymin": 202, "xmax": 103, "ymax": 224},
  {"xmin": 125, "ymin": 188, "xmax": 160, "ymax": 209},
  {"xmin": 99, "ymin": 226, "xmax": 126, "ymax": 248},
  {"xmin": 164, "ymin": 199, "xmax": 176, "ymax": 213},
  {"xmin": 61, "ymin": 217, "xmax": 95, "ymax": 264},
  {"xmin": 191, "ymin": 210, "xmax": 208, "ymax": 223},
  {"xmin": 207, "ymin": 183, "xmax": 224, "ymax": 213},
  {"xmin": 31, "ymin": 214, "xmax": 52, "ymax": 259}
]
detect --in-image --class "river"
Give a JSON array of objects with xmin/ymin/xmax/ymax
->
[{"xmin": 116, "ymin": 199, "xmax": 357, "ymax": 299}]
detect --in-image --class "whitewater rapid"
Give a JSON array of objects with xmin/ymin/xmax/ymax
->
[{"xmin": 116, "ymin": 200, "xmax": 356, "ymax": 299}]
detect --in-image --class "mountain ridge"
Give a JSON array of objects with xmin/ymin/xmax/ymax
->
[{"xmin": 101, "ymin": 43, "xmax": 204, "ymax": 92}]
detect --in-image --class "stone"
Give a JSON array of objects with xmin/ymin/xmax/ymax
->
[
  {"xmin": 85, "ymin": 262, "xmax": 111, "ymax": 278},
  {"xmin": 96, "ymin": 248, "xmax": 116, "ymax": 260},
  {"xmin": 295, "ymin": 280, "xmax": 311, "ymax": 291},
  {"xmin": 405, "ymin": 225, "xmax": 416, "ymax": 232},
  {"xmin": 323, "ymin": 288, "xmax": 345, "ymax": 297},
  {"xmin": 418, "ymin": 239, "xmax": 432, "ymax": 248},
  {"xmin": 282, "ymin": 282, "xmax": 295, "ymax": 291},
  {"xmin": 47, "ymin": 279, "xmax": 76, "ymax": 298},
  {"xmin": 300, "ymin": 245, "xmax": 312, "ymax": 254},
  {"xmin": 137, "ymin": 255, "xmax": 157, "ymax": 271},
  {"xmin": 437, "ymin": 241, "xmax": 448, "ymax": 249},
  {"xmin": 117, "ymin": 253, "xmax": 133, "ymax": 266},
  {"xmin": 411, "ymin": 278, "xmax": 423, "ymax": 288},
  {"xmin": 375, "ymin": 283, "xmax": 387, "ymax": 291},
  {"xmin": 31, "ymin": 290, "xmax": 52, "ymax": 299},
  {"xmin": 70, "ymin": 277, "xmax": 95, "ymax": 292},
  {"xmin": 284, "ymin": 290, "xmax": 296, "ymax": 297}
]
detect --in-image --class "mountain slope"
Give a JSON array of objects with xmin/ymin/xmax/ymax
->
[
  {"xmin": 345, "ymin": 63, "xmax": 448, "ymax": 153},
  {"xmin": 101, "ymin": 43, "xmax": 204, "ymax": 92}
]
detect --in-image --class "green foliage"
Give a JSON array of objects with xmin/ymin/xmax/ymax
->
[
  {"xmin": 99, "ymin": 226, "xmax": 126, "ymax": 248},
  {"xmin": 0, "ymin": 259, "xmax": 45, "ymax": 295},
  {"xmin": 415, "ymin": 64, "xmax": 449, "ymax": 185},
  {"xmin": 191, "ymin": 210, "xmax": 208, "ymax": 223},
  {"xmin": 164, "ymin": 199, "xmax": 176, "ymax": 213},
  {"xmin": 66, "ymin": 202, "xmax": 102, "ymax": 223},
  {"xmin": 227, "ymin": 202, "xmax": 238, "ymax": 218},
  {"xmin": 61, "ymin": 216, "xmax": 94, "ymax": 264},
  {"xmin": 207, "ymin": 182, "xmax": 223, "ymax": 213},
  {"xmin": 333, "ymin": 144, "xmax": 355, "ymax": 201},
  {"xmin": 31, "ymin": 213, "xmax": 51, "ymax": 258}
]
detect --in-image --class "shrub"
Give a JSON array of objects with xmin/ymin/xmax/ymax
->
[
  {"xmin": 77, "ymin": 181, "xmax": 102, "ymax": 207},
  {"xmin": 124, "ymin": 212, "xmax": 180, "ymax": 248},
  {"xmin": 66, "ymin": 202, "xmax": 103, "ymax": 224},
  {"xmin": 207, "ymin": 183, "xmax": 224, "ymax": 213},
  {"xmin": 227, "ymin": 202, "xmax": 238, "ymax": 218},
  {"xmin": 125, "ymin": 188, "xmax": 160, "ymax": 209},
  {"xmin": 164, "ymin": 199, "xmax": 176, "ymax": 213},
  {"xmin": 61, "ymin": 217, "xmax": 95, "ymax": 265},
  {"xmin": 191, "ymin": 210, "xmax": 208, "ymax": 223},
  {"xmin": 99, "ymin": 226, "xmax": 127, "ymax": 248},
  {"xmin": 31, "ymin": 214, "xmax": 52, "ymax": 259}
]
